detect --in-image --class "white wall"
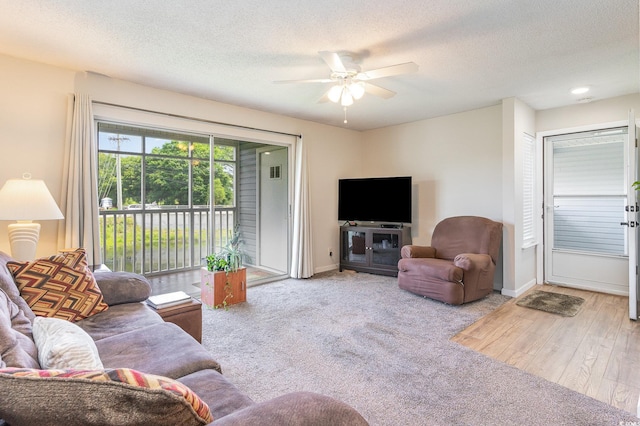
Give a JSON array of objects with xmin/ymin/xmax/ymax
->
[
  {"xmin": 537, "ymin": 94, "xmax": 640, "ymax": 132},
  {"xmin": 4, "ymin": 51, "xmax": 637, "ymax": 286},
  {"xmin": 0, "ymin": 54, "xmax": 364, "ymax": 273},
  {"xmin": 362, "ymin": 105, "xmax": 504, "ymax": 288},
  {"xmin": 305, "ymin": 123, "xmax": 365, "ymax": 272},
  {"xmin": 363, "ymin": 105, "xmax": 503, "ymax": 247},
  {"xmin": 502, "ymin": 98, "xmax": 537, "ymax": 296},
  {"xmin": 0, "ymin": 54, "xmax": 76, "ymax": 257},
  {"xmin": 359, "ymin": 94, "xmax": 640, "ymax": 294},
  {"xmin": 535, "ymin": 93, "xmax": 640, "ymax": 291}
]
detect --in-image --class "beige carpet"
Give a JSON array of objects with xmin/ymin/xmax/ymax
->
[{"xmin": 200, "ymin": 270, "xmax": 637, "ymax": 426}]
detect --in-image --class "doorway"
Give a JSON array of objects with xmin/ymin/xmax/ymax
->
[
  {"xmin": 257, "ymin": 146, "xmax": 289, "ymax": 274},
  {"xmin": 543, "ymin": 127, "xmax": 630, "ymax": 295}
]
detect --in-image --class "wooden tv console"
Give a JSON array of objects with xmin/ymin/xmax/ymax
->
[{"xmin": 339, "ymin": 225, "xmax": 411, "ymax": 277}]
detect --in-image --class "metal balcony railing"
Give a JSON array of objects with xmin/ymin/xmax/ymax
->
[{"xmin": 99, "ymin": 206, "xmax": 235, "ymax": 275}]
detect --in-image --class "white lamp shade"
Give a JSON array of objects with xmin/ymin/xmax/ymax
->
[
  {"xmin": 328, "ymin": 85, "xmax": 343, "ymax": 103},
  {"xmin": 340, "ymin": 90, "xmax": 354, "ymax": 106},
  {"xmin": 349, "ymin": 82, "xmax": 365, "ymax": 100},
  {"xmin": 0, "ymin": 178, "xmax": 64, "ymax": 221}
]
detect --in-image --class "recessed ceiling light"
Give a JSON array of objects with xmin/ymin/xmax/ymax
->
[{"xmin": 571, "ymin": 87, "xmax": 590, "ymax": 95}]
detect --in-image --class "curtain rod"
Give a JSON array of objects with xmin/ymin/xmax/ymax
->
[{"xmin": 92, "ymin": 100, "xmax": 302, "ymax": 139}]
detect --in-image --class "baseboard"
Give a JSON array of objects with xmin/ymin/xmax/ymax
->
[
  {"xmin": 501, "ymin": 278, "xmax": 537, "ymax": 298},
  {"xmin": 314, "ymin": 264, "xmax": 339, "ymax": 274}
]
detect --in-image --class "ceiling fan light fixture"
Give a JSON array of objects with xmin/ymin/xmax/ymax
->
[
  {"xmin": 341, "ymin": 90, "xmax": 354, "ymax": 106},
  {"xmin": 277, "ymin": 51, "xmax": 417, "ymax": 124},
  {"xmin": 349, "ymin": 82, "xmax": 365, "ymax": 100},
  {"xmin": 571, "ymin": 86, "xmax": 590, "ymax": 95},
  {"xmin": 328, "ymin": 84, "xmax": 343, "ymax": 103}
]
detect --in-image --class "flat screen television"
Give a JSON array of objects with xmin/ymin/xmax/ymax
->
[{"xmin": 338, "ymin": 176, "xmax": 412, "ymax": 224}]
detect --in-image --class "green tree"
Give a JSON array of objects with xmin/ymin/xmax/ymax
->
[
  {"xmin": 145, "ymin": 154, "xmax": 188, "ymax": 205},
  {"xmin": 99, "ymin": 139, "xmax": 234, "ymax": 208},
  {"xmin": 145, "ymin": 141, "xmax": 218, "ymax": 206},
  {"xmin": 213, "ymin": 145, "xmax": 235, "ymax": 207},
  {"xmin": 120, "ymin": 155, "xmax": 141, "ymax": 204},
  {"xmin": 98, "ymin": 153, "xmax": 141, "ymax": 207},
  {"xmin": 98, "ymin": 152, "xmax": 117, "ymax": 202}
]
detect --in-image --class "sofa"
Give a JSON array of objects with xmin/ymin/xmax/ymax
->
[{"xmin": 0, "ymin": 249, "xmax": 368, "ymax": 425}]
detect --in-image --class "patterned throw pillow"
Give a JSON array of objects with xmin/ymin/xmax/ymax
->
[
  {"xmin": 7, "ymin": 249, "xmax": 108, "ymax": 322},
  {"xmin": 0, "ymin": 367, "xmax": 213, "ymax": 425}
]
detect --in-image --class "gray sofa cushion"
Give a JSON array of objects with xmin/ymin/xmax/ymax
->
[
  {"xmin": 0, "ymin": 288, "xmax": 39, "ymax": 369},
  {"xmin": 178, "ymin": 369, "xmax": 254, "ymax": 420},
  {"xmin": 211, "ymin": 391, "xmax": 370, "ymax": 426},
  {"xmin": 0, "ymin": 252, "xmax": 34, "ymax": 321},
  {"xmin": 94, "ymin": 271, "xmax": 152, "ymax": 306},
  {"xmin": 77, "ymin": 302, "xmax": 164, "ymax": 341},
  {"xmin": 96, "ymin": 322, "xmax": 222, "ymax": 377}
]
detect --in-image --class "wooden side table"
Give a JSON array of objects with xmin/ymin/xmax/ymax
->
[{"xmin": 150, "ymin": 298, "xmax": 203, "ymax": 343}]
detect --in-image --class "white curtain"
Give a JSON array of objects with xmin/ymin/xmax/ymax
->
[
  {"xmin": 290, "ymin": 135, "xmax": 313, "ymax": 278},
  {"xmin": 57, "ymin": 94, "xmax": 101, "ymax": 265}
]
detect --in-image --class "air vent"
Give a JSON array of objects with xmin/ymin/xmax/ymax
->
[{"xmin": 270, "ymin": 165, "xmax": 281, "ymax": 179}]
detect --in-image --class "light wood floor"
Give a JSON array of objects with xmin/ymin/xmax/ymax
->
[{"xmin": 452, "ymin": 284, "xmax": 640, "ymax": 415}]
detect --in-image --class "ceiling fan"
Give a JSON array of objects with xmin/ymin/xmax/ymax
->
[{"xmin": 275, "ymin": 51, "xmax": 418, "ymax": 123}]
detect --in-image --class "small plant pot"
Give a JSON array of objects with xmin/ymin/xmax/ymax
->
[{"xmin": 200, "ymin": 267, "xmax": 247, "ymax": 309}]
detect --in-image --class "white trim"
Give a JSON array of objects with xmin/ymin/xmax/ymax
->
[
  {"xmin": 256, "ymin": 146, "xmax": 291, "ymax": 274},
  {"xmin": 537, "ymin": 120, "xmax": 628, "ymax": 140},
  {"xmin": 93, "ymin": 102, "xmax": 295, "ymax": 146},
  {"xmin": 501, "ymin": 278, "xmax": 537, "ymax": 298},
  {"xmin": 314, "ymin": 264, "xmax": 340, "ymax": 274},
  {"xmin": 537, "ymin": 119, "xmax": 628, "ymax": 286},
  {"xmin": 522, "ymin": 132, "xmax": 536, "ymax": 248}
]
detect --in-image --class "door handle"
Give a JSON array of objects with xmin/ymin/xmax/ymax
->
[{"xmin": 621, "ymin": 221, "xmax": 639, "ymax": 227}]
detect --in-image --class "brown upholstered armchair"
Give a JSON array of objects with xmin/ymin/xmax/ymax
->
[{"xmin": 397, "ymin": 216, "xmax": 502, "ymax": 305}]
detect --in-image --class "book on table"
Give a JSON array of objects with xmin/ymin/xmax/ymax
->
[{"xmin": 146, "ymin": 291, "xmax": 191, "ymax": 309}]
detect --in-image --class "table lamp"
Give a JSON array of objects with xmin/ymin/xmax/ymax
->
[{"xmin": 0, "ymin": 174, "xmax": 64, "ymax": 261}]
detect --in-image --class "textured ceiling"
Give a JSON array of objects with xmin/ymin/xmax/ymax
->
[{"xmin": 0, "ymin": 0, "xmax": 638, "ymax": 131}]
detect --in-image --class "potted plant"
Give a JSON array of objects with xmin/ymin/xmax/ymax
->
[{"xmin": 200, "ymin": 225, "xmax": 247, "ymax": 309}]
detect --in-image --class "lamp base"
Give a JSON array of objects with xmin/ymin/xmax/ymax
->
[{"xmin": 8, "ymin": 221, "xmax": 41, "ymax": 261}]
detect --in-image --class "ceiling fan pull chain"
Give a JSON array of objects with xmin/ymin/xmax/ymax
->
[{"xmin": 343, "ymin": 107, "xmax": 348, "ymax": 124}]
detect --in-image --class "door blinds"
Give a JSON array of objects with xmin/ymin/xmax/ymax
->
[{"xmin": 549, "ymin": 127, "xmax": 628, "ymax": 255}]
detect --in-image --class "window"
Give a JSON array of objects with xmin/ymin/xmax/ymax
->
[
  {"xmin": 522, "ymin": 132, "xmax": 536, "ymax": 248},
  {"xmin": 549, "ymin": 128, "xmax": 627, "ymax": 255},
  {"xmin": 97, "ymin": 122, "xmax": 238, "ymax": 274},
  {"xmin": 98, "ymin": 123, "xmax": 213, "ymax": 210},
  {"xmin": 212, "ymin": 140, "xmax": 236, "ymax": 207}
]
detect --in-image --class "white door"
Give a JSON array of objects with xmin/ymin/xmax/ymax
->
[
  {"xmin": 544, "ymin": 126, "xmax": 631, "ymax": 296},
  {"xmin": 627, "ymin": 111, "xmax": 638, "ymax": 320},
  {"xmin": 258, "ymin": 147, "xmax": 288, "ymax": 273}
]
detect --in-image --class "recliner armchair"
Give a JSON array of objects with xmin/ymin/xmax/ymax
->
[{"xmin": 397, "ymin": 216, "xmax": 502, "ymax": 305}]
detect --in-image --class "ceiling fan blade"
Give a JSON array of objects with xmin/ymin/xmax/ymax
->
[
  {"xmin": 317, "ymin": 91, "xmax": 331, "ymax": 103},
  {"xmin": 274, "ymin": 78, "xmax": 334, "ymax": 84},
  {"xmin": 319, "ymin": 51, "xmax": 346, "ymax": 73},
  {"xmin": 364, "ymin": 82, "xmax": 396, "ymax": 99},
  {"xmin": 358, "ymin": 62, "xmax": 418, "ymax": 80}
]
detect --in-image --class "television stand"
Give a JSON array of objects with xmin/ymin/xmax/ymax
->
[
  {"xmin": 339, "ymin": 225, "xmax": 411, "ymax": 277},
  {"xmin": 380, "ymin": 223, "xmax": 402, "ymax": 229}
]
